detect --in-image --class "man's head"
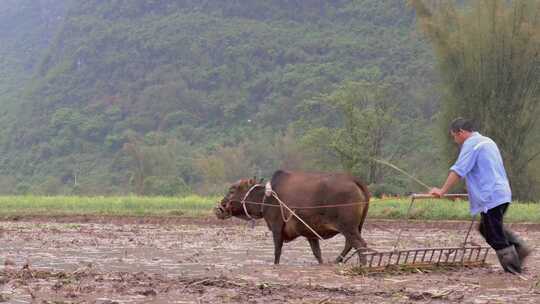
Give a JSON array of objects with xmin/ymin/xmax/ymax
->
[{"xmin": 449, "ymin": 117, "xmax": 474, "ymax": 145}]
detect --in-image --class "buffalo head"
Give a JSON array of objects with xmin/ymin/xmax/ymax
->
[{"xmin": 214, "ymin": 177, "xmax": 265, "ymax": 220}]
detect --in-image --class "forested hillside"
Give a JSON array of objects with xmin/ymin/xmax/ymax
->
[
  {"xmin": 0, "ymin": 1, "xmax": 472, "ymax": 196},
  {"xmin": 0, "ymin": 0, "xmax": 67, "ymax": 102},
  {"xmin": 0, "ymin": 0, "xmax": 67, "ymax": 125},
  {"xmin": 0, "ymin": 0, "xmax": 69, "ymax": 192}
]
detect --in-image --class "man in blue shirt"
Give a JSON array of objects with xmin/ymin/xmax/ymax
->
[{"xmin": 429, "ymin": 118, "xmax": 531, "ymax": 274}]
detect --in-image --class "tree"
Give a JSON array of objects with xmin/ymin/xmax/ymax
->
[
  {"xmin": 0, "ymin": 175, "xmax": 17, "ymax": 195},
  {"xmin": 122, "ymin": 140, "xmax": 145, "ymax": 195},
  {"xmin": 303, "ymin": 81, "xmax": 412, "ymax": 189},
  {"xmin": 411, "ymin": 0, "xmax": 540, "ymax": 199},
  {"xmin": 66, "ymin": 154, "xmax": 97, "ymax": 188},
  {"xmin": 122, "ymin": 135, "xmax": 179, "ymax": 195},
  {"xmin": 193, "ymin": 144, "xmax": 255, "ymax": 195}
]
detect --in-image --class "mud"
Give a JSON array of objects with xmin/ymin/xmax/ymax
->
[{"xmin": 0, "ymin": 217, "xmax": 539, "ymax": 303}]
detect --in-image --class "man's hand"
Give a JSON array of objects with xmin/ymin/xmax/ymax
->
[
  {"xmin": 429, "ymin": 171, "xmax": 460, "ymax": 199},
  {"xmin": 429, "ymin": 187, "xmax": 444, "ymax": 198}
]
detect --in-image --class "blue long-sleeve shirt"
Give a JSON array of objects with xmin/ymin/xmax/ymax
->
[{"xmin": 450, "ymin": 132, "xmax": 512, "ymax": 215}]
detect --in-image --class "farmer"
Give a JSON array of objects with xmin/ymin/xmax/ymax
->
[{"xmin": 429, "ymin": 117, "xmax": 531, "ymax": 274}]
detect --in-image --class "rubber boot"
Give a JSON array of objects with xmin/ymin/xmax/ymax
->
[
  {"xmin": 496, "ymin": 245, "xmax": 522, "ymax": 274},
  {"xmin": 504, "ymin": 229, "xmax": 532, "ymax": 263}
]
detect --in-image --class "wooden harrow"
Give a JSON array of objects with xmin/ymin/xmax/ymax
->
[{"xmin": 347, "ymin": 194, "xmax": 491, "ymax": 273}]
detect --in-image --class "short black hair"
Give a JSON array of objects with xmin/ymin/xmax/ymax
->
[{"xmin": 449, "ymin": 117, "xmax": 474, "ymax": 133}]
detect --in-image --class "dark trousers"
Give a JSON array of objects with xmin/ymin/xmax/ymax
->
[{"xmin": 478, "ymin": 203, "xmax": 512, "ymax": 250}]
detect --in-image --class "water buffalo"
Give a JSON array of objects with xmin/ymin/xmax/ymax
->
[{"xmin": 215, "ymin": 170, "xmax": 370, "ymax": 264}]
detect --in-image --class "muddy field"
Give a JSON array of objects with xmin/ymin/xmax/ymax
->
[{"xmin": 0, "ymin": 216, "xmax": 539, "ymax": 303}]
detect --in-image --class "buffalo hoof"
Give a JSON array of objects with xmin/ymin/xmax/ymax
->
[{"xmin": 334, "ymin": 255, "xmax": 345, "ymax": 264}]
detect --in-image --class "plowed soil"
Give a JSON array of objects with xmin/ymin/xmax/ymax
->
[{"xmin": 1, "ymin": 216, "xmax": 539, "ymax": 303}]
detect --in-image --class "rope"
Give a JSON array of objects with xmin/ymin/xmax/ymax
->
[
  {"xmin": 268, "ymin": 191, "xmax": 325, "ymax": 241},
  {"xmin": 240, "ymin": 184, "xmax": 265, "ymax": 220},
  {"xmin": 239, "ymin": 187, "xmax": 370, "ymax": 241},
  {"xmin": 279, "ymin": 203, "xmax": 295, "ymax": 222},
  {"xmin": 237, "ymin": 187, "xmax": 373, "ymax": 244},
  {"xmin": 240, "ymin": 200, "xmax": 370, "ymax": 209},
  {"xmin": 370, "ymin": 158, "xmax": 431, "ymax": 191}
]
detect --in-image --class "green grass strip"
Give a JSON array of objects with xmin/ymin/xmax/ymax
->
[
  {"xmin": 0, "ymin": 196, "xmax": 538, "ymax": 223},
  {"xmin": 368, "ymin": 198, "xmax": 540, "ymax": 223},
  {"xmin": 0, "ymin": 195, "xmax": 218, "ymax": 217}
]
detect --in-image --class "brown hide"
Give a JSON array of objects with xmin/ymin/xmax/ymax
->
[
  {"xmin": 216, "ymin": 170, "xmax": 370, "ymax": 265},
  {"xmin": 268, "ymin": 170, "xmax": 370, "ymax": 239}
]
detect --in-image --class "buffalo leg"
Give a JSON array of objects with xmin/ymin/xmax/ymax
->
[
  {"xmin": 341, "ymin": 230, "xmax": 369, "ymax": 264},
  {"xmin": 335, "ymin": 239, "xmax": 352, "ymax": 263},
  {"xmin": 308, "ymin": 238, "xmax": 323, "ymax": 264},
  {"xmin": 336, "ymin": 225, "xmax": 369, "ymax": 263},
  {"xmin": 271, "ymin": 232, "xmax": 284, "ymax": 265}
]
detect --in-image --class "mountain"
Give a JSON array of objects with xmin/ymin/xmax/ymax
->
[{"xmin": 0, "ymin": 1, "xmax": 439, "ymax": 195}]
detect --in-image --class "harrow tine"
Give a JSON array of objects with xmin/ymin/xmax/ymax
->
[
  {"xmin": 452, "ymin": 249, "xmax": 458, "ymax": 263},
  {"xmin": 421, "ymin": 250, "xmax": 427, "ymax": 262},
  {"xmin": 354, "ymin": 246, "xmax": 491, "ymax": 273},
  {"xmin": 429, "ymin": 249, "xmax": 436, "ymax": 262},
  {"xmin": 475, "ymin": 247, "xmax": 482, "ymax": 260},
  {"xmin": 467, "ymin": 247, "xmax": 474, "ymax": 261},
  {"xmin": 482, "ymin": 247, "xmax": 489, "ymax": 261}
]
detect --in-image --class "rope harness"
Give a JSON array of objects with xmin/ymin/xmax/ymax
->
[
  {"xmin": 239, "ymin": 184, "xmax": 264, "ymax": 221},
  {"xmin": 234, "ymin": 184, "xmax": 476, "ymax": 259},
  {"xmin": 236, "ymin": 182, "xmax": 369, "ymax": 241}
]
